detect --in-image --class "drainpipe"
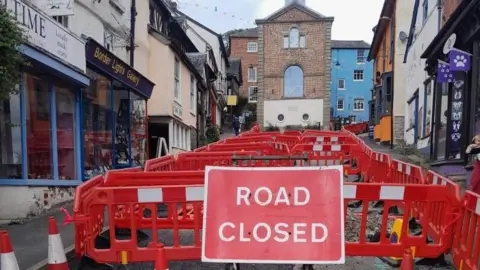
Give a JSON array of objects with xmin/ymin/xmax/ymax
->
[
  {"xmin": 130, "ymin": 0, "xmax": 136, "ymax": 67},
  {"xmin": 437, "ymin": 0, "xmax": 442, "ymax": 32}
]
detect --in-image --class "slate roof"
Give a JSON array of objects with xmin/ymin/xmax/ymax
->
[
  {"xmin": 331, "ymin": 40, "xmax": 370, "ymax": 49},
  {"xmin": 186, "ymin": 53, "xmax": 207, "ymax": 79},
  {"xmin": 230, "ymin": 28, "xmax": 259, "ymax": 38}
]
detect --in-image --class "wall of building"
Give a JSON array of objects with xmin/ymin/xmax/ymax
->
[
  {"xmin": 259, "ymin": 8, "xmax": 332, "ymax": 128},
  {"xmin": 230, "ymin": 36, "xmax": 259, "ymax": 99},
  {"xmin": 331, "ymin": 48, "xmax": 373, "ymax": 122},
  {"xmin": 70, "ymin": 0, "xmax": 131, "ymax": 62},
  {"xmin": 442, "ymin": 0, "xmax": 462, "ymax": 25},
  {"xmin": 264, "ymin": 99, "xmax": 324, "ymax": 127},
  {"xmin": 404, "ymin": 0, "xmax": 441, "ymax": 148}
]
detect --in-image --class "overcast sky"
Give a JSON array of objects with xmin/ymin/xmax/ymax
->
[{"xmin": 176, "ymin": 0, "xmax": 385, "ymax": 43}]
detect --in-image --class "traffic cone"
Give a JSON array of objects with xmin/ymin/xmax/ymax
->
[
  {"xmin": 47, "ymin": 216, "xmax": 69, "ymax": 270},
  {"xmin": 154, "ymin": 244, "xmax": 169, "ymax": 270},
  {"xmin": 0, "ymin": 231, "xmax": 20, "ymax": 270},
  {"xmin": 400, "ymin": 248, "xmax": 414, "ymax": 270}
]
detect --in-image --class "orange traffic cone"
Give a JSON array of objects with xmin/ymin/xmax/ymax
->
[
  {"xmin": 154, "ymin": 244, "xmax": 169, "ymax": 270},
  {"xmin": 400, "ymin": 248, "xmax": 414, "ymax": 270},
  {"xmin": 0, "ymin": 231, "xmax": 20, "ymax": 270},
  {"xmin": 47, "ymin": 216, "xmax": 69, "ymax": 270}
]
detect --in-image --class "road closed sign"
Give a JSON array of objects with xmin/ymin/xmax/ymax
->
[{"xmin": 201, "ymin": 166, "xmax": 345, "ymax": 265}]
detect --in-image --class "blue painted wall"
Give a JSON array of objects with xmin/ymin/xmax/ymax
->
[{"xmin": 331, "ymin": 48, "xmax": 373, "ymax": 122}]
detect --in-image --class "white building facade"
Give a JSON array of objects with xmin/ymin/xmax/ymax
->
[{"xmin": 404, "ymin": 0, "xmax": 442, "ymax": 153}]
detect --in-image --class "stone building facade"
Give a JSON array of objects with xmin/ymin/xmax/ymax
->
[{"xmin": 255, "ymin": 1, "xmax": 334, "ymax": 128}]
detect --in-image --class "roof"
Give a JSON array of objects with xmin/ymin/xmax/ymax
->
[
  {"xmin": 230, "ymin": 28, "xmax": 259, "ymax": 38},
  {"xmin": 367, "ymin": 0, "xmax": 395, "ymax": 61},
  {"xmin": 227, "ymin": 58, "xmax": 242, "ymax": 84},
  {"xmin": 256, "ymin": 2, "xmax": 333, "ymax": 24},
  {"xmin": 186, "ymin": 53, "xmax": 207, "ymax": 79},
  {"xmin": 332, "ymin": 40, "xmax": 370, "ymax": 49},
  {"xmin": 174, "ymin": 9, "xmax": 230, "ymax": 68}
]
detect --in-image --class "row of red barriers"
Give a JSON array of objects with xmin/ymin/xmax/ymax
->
[
  {"xmin": 343, "ymin": 122, "xmax": 368, "ymax": 135},
  {"xmin": 72, "ymin": 126, "xmax": 474, "ymax": 269}
]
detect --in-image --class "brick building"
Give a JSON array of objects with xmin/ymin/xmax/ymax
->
[
  {"xmin": 229, "ymin": 28, "xmax": 259, "ymax": 101},
  {"xmin": 229, "ymin": 0, "xmax": 334, "ymax": 128}
]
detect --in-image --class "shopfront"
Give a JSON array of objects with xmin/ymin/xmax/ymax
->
[
  {"xmin": 0, "ymin": 0, "xmax": 89, "ymax": 187},
  {"xmin": 421, "ymin": 0, "xmax": 480, "ymax": 176},
  {"xmin": 82, "ymin": 39, "xmax": 154, "ymax": 179}
]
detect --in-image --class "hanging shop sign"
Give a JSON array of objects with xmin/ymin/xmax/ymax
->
[
  {"xmin": 449, "ymin": 72, "xmax": 465, "ymax": 158},
  {"xmin": 85, "ymin": 38, "xmax": 155, "ymax": 98},
  {"xmin": 3, "ymin": 0, "xmax": 85, "ymax": 72}
]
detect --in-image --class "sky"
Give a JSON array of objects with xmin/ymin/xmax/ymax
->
[{"xmin": 175, "ymin": 0, "xmax": 385, "ymax": 43}]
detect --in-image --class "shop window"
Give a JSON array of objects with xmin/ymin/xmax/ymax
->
[
  {"xmin": 83, "ymin": 70, "xmax": 113, "ymax": 179},
  {"xmin": 25, "ymin": 74, "xmax": 53, "ymax": 179},
  {"xmin": 113, "ymin": 83, "xmax": 130, "ymax": 167},
  {"xmin": 436, "ymin": 83, "xmax": 449, "ymax": 160},
  {"xmin": 0, "ymin": 92, "xmax": 22, "ymax": 179},
  {"xmin": 130, "ymin": 93, "xmax": 147, "ymax": 166},
  {"xmin": 55, "ymin": 85, "xmax": 76, "ymax": 180}
]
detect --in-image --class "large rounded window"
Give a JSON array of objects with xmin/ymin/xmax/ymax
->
[{"xmin": 284, "ymin": 66, "xmax": 304, "ymax": 98}]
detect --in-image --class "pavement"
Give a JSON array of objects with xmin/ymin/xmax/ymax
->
[{"xmin": 0, "ymin": 202, "xmax": 75, "ymax": 270}]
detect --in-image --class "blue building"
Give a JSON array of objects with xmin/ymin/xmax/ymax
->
[{"xmin": 331, "ymin": 41, "xmax": 373, "ymax": 122}]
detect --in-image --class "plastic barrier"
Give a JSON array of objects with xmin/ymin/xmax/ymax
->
[
  {"xmin": 76, "ymin": 179, "xmax": 460, "ymax": 264},
  {"xmin": 301, "ymin": 135, "xmax": 357, "ymax": 144},
  {"xmin": 175, "ymin": 151, "xmax": 259, "ymax": 170},
  {"xmin": 390, "ymin": 160, "xmax": 426, "ymax": 184},
  {"xmin": 366, "ymin": 152, "xmax": 392, "ymax": 183},
  {"xmin": 144, "ymin": 155, "xmax": 176, "ymax": 172},
  {"xmin": 343, "ymin": 122, "xmax": 368, "ymax": 135},
  {"xmin": 207, "ymin": 142, "xmax": 290, "ymax": 155}
]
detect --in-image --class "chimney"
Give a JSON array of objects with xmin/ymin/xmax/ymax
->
[{"xmin": 285, "ymin": 0, "xmax": 306, "ymax": 6}]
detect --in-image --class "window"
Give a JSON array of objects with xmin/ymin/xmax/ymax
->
[
  {"xmin": 284, "ymin": 66, "xmax": 304, "ymax": 98},
  {"xmin": 284, "ymin": 28, "xmax": 306, "ymax": 48},
  {"xmin": 422, "ymin": 0, "xmax": 428, "ymax": 25},
  {"xmin": 0, "ymin": 92, "xmax": 22, "ymax": 179},
  {"xmin": 248, "ymin": 86, "xmax": 258, "ymax": 103},
  {"xmin": 104, "ymin": 30, "xmax": 114, "ymax": 52},
  {"xmin": 408, "ymin": 98, "xmax": 416, "ymax": 130},
  {"xmin": 424, "ymin": 81, "xmax": 433, "ymax": 137},
  {"xmin": 174, "ymin": 58, "xmax": 180, "ymax": 101},
  {"xmin": 53, "ymin": 16, "xmax": 68, "ymax": 28},
  {"xmin": 130, "ymin": 93, "xmax": 147, "ymax": 166},
  {"xmin": 247, "ymin": 42, "xmax": 258, "ymax": 52},
  {"xmin": 289, "ymin": 27, "xmax": 299, "ymax": 48},
  {"xmin": 338, "ymin": 79, "xmax": 346, "ymax": 90},
  {"xmin": 299, "ymin": 35, "xmax": 306, "ymax": 48},
  {"xmin": 337, "ymin": 99, "xmax": 344, "ymax": 110},
  {"xmin": 357, "ymin": 49, "xmax": 366, "ymax": 63},
  {"xmin": 353, "ymin": 70, "xmax": 364, "ymax": 81},
  {"xmin": 112, "ymin": 83, "xmax": 130, "ymax": 166},
  {"xmin": 248, "ymin": 67, "xmax": 257, "ymax": 82},
  {"xmin": 353, "ymin": 98, "xmax": 365, "ymax": 111},
  {"xmin": 172, "ymin": 122, "xmax": 191, "ymax": 150},
  {"xmin": 55, "ymin": 84, "xmax": 77, "ymax": 180},
  {"xmin": 190, "ymin": 75, "xmax": 195, "ymax": 111}
]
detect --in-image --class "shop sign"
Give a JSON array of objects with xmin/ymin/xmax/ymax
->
[
  {"xmin": 3, "ymin": 0, "xmax": 86, "ymax": 72},
  {"xmin": 86, "ymin": 39, "xmax": 155, "ymax": 98},
  {"xmin": 32, "ymin": 0, "xmax": 74, "ymax": 16},
  {"xmin": 449, "ymin": 72, "xmax": 465, "ymax": 158}
]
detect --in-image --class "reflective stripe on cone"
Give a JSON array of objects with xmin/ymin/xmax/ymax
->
[
  {"xmin": 47, "ymin": 217, "xmax": 69, "ymax": 270},
  {"xmin": 0, "ymin": 231, "xmax": 20, "ymax": 270}
]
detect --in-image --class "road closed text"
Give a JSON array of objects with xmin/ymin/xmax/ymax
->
[{"xmin": 217, "ymin": 186, "xmax": 329, "ymax": 243}]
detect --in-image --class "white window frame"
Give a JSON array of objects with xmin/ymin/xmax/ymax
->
[
  {"xmin": 337, "ymin": 79, "xmax": 346, "ymax": 90},
  {"xmin": 284, "ymin": 29, "xmax": 306, "ymax": 49},
  {"xmin": 289, "ymin": 27, "xmax": 299, "ymax": 48},
  {"xmin": 248, "ymin": 67, "xmax": 257, "ymax": 82},
  {"xmin": 356, "ymin": 49, "xmax": 365, "ymax": 64},
  {"xmin": 248, "ymin": 86, "xmax": 258, "ymax": 103},
  {"xmin": 53, "ymin": 16, "xmax": 69, "ymax": 28},
  {"xmin": 353, "ymin": 70, "xmax": 364, "ymax": 81},
  {"xmin": 174, "ymin": 58, "xmax": 181, "ymax": 102},
  {"xmin": 353, "ymin": 98, "xmax": 365, "ymax": 111},
  {"xmin": 190, "ymin": 75, "xmax": 196, "ymax": 112},
  {"xmin": 337, "ymin": 99, "xmax": 344, "ymax": 111},
  {"xmin": 247, "ymin": 42, "xmax": 258, "ymax": 52}
]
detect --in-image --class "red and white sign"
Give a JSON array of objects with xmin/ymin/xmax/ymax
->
[{"xmin": 201, "ymin": 166, "xmax": 345, "ymax": 265}]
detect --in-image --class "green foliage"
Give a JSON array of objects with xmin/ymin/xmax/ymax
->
[
  {"xmin": 0, "ymin": 6, "xmax": 27, "ymax": 100},
  {"xmin": 222, "ymin": 28, "xmax": 247, "ymax": 51},
  {"xmin": 206, "ymin": 125, "xmax": 221, "ymax": 144}
]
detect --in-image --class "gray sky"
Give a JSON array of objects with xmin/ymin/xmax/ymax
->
[{"xmin": 176, "ymin": 0, "xmax": 385, "ymax": 43}]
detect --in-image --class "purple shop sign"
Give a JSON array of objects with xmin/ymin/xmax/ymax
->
[
  {"xmin": 449, "ymin": 48, "xmax": 472, "ymax": 72},
  {"xmin": 436, "ymin": 60, "xmax": 453, "ymax": 83}
]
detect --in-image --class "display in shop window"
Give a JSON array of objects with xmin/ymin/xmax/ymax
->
[
  {"xmin": 449, "ymin": 72, "xmax": 465, "ymax": 159},
  {"xmin": 115, "ymin": 99, "xmax": 130, "ymax": 165}
]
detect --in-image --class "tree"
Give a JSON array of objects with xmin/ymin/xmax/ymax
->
[
  {"xmin": 222, "ymin": 28, "xmax": 248, "ymax": 51},
  {"xmin": 0, "ymin": 6, "xmax": 27, "ymax": 100}
]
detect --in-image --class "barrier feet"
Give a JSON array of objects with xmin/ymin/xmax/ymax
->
[
  {"xmin": 400, "ymin": 248, "xmax": 414, "ymax": 270},
  {"xmin": 0, "ymin": 231, "xmax": 20, "ymax": 270},
  {"xmin": 154, "ymin": 244, "xmax": 169, "ymax": 270},
  {"xmin": 225, "ymin": 263, "xmax": 240, "ymax": 269}
]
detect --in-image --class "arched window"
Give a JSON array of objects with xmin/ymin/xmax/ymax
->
[
  {"xmin": 284, "ymin": 66, "xmax": 304, "ymax": 97},
  {"xmin": 289, "ymin": 28, "xmax": 299, "ymax": 48}
]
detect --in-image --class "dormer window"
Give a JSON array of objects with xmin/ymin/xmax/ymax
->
[{"xmin": 284, "ymin": 27, "xmax": 306, "ymax": 49}]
